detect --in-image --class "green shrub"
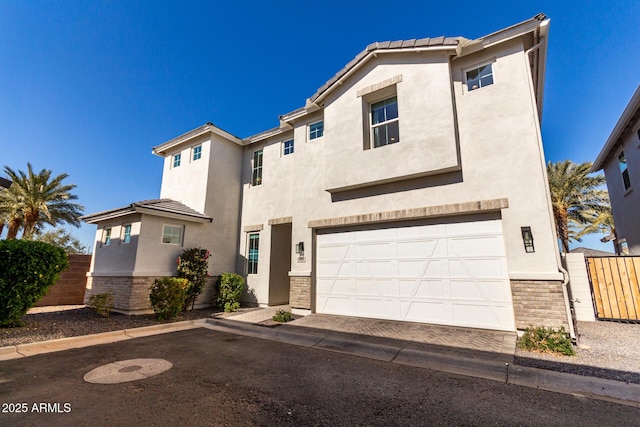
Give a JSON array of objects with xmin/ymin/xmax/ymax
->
[
  {"xmin": 150, "ymin": 277, "xmax": 189, "ymax": 320},
  {"xmin": 88, "ymin": 292, "xmax": 114, "ymax": 318},
  {"xmin": 0, "ymin": 240, "xmax": 68, "ymax": 327},
  {"xmin": 216, "ymin": 273, "xmax": 245, "ymax": 312},
  {"xmin": 272, "ymin": 309, "xmax": 293, "ymax": 323},
  {"xmin": 176, "ymin": 248, "xmax": 210, "ymax": 311},
  {"xmin": 518, "ymin": 326, "xmax": 576, "ymax": 356}
]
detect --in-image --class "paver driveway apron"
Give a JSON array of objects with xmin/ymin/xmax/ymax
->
[{"xmin": 315, "ymin": 217, "xmax": 515, "ymax": 331}]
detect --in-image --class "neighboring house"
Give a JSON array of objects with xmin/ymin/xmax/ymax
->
[
  {"xmin": 592, "ymin": 86, "xmax": 640, "ymax": 255},
  {"xmin": 0, "ymin": 177, "xmax": 11, "ymax": 189},
  {"xmin": 83, "ymin": 14, "xmax": 573, "ymax": 333}
]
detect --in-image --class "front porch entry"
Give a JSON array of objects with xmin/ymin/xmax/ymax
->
[{"xmin": 268, "ymin": 223, "xmax": 292, "ymax": 305}]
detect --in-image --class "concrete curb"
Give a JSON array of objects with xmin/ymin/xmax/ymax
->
[
  {"xmin": 0, "ymin": 320, "xmax": 201, "ymax": 360},
  {"xmin": 203, "ymin": 318, "xmax": 640, "ymax": 408}
]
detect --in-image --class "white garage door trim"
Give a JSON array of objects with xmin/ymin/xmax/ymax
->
[{"xmin": 315, "ymin": 218, "xmax": 515, "ymax": 331}]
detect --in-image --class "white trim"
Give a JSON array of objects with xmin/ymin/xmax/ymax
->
[{"xmin": 161, "ymin": 223, "xmax": 184, "ymax": 246}]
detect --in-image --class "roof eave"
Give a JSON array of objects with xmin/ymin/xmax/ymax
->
[
  {"xmin": 592, "ymin": 85, "xmax": 640, "ymax": 171},
  {"xmin": 152, "ymin": 123, "xmax": 244, "ymax": 157}
]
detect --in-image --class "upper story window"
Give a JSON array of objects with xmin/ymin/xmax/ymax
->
[
  {"xmin": 193, "ymin": 145, "xmax": 202, "ymax": 161},
  {"xmin": 252, "ymin": 149, "xmax": 263, "ymax": 186},
  {"xmin": 309, "ymin": 121, "xmax": 324, "ymax": 140},
  {"xmin": 247, "ymin": 232, "xmax": 260, "ymax": 274},
  {"xmin": 371, "ymin": 96, "xmax": 399, "ymax": 148},
  {"xmin": 173, "ymin": 153, "xmax": 181, "ymax": 168},
  {"xmin": 283, "ymin": 139, "xmax": 294, "ymax": 155},
  {"xmin": 466, "ymin": 63, "xmax": 494, "ymax": 91},
  {"xmin": 619, "ymin": 151, "xmax": 631, "ymax": 190},
  {"xmin": 103, "ymin": 228, "xmax": 112, "ymax": 246},
  {"xmin": 162, "ymin": 224, "xmax": 183, "ymax": 245},
  {"xmin": 122, "ymin": 224, "xmax": 131, "ymax": 244}
]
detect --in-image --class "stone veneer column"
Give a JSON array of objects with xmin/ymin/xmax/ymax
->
[
  {"xmin": 289, "ymin": 276, "xmax": 311, "ymax": 309},
  {"xmin": 510, "ymin": 280, "xmax": 570, "ymax": 329}
]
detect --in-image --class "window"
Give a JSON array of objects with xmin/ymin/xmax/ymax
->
[
  {"xmin": 173, "ymin": 153, "xmax": 181, "ymax": 168},
  {"xmin": 247, "ymin": 233, "xmax": 259, "ymax": 274},
  {"xmin": 371, "ymin": 96, "xmax": 399, "ymax": 148},
  {"xmin": 252, "ymin": 149, "xmax": 263, "ymax": 186},
  {"xmin": 193, "ymin": 145, "xmax": 202, "ymax": 161},
  {"xmin": 466, "ymin": 63, "xmax": 494, "ymax": 91},
  {"xmin": 122, "ymin": 224, "xmax": 131, "ymax": 244},
  {"xmin": 162, "ymin": 225, "xmax": 183, "ymax": 245},
  {"xmin": 283, "ymin": 139, "xmax": 294, "ymax": 155},
  {"xmin": 309, "ymin": 121, "xmax": 324, "ymax": 140},
  {"xmin": 103, "ymin": 228, "xmax": 111, "ymax": 246},
  {"xmin": 619, "ymin": 151, "xmax": 631, "ymax": 190}
]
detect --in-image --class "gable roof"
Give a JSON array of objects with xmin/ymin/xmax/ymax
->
[
  {"xmin": 81, "ymin": 199, "xmax": 212, "ymax": 224},
  {"xmin": 592, "ymin": 85, "xmax": 640, "ymax": 171},
  {"xmin": 152, "ymin": 122, "xmax": 244, "ymax": 156}
]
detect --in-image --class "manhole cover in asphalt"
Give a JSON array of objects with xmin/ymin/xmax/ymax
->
[{"xmin": 84, "ymin": 359, "xmax": 172, "ymax": 384}]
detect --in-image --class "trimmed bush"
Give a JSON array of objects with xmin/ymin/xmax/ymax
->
[
  {"xmin": 88, "ymin": 292, "xmax": 114, "ymax": 318},
  {"xmin": 216, "ymin": 273, "xmax": 245, "ymax": 312},
  {"xmin": 518, "ymin": 326, "xmax": 576, "ymax": 356},
  {"xmin": 150, "ymin": 277, "xmax": 189, "ymax": 320},
  {"xmin": 0, "ymin": 239, "xmax": 69, "ymax": 327},
  {"xmin": 272, "ymin": 309, "xmax": 293, "ymax": 323},
  {"xmin": 176, "ymin": 248, "xmax": 210, "ymax": 311}
]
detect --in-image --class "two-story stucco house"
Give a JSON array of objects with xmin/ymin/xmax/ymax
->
[
  {"xmin": 592, "ymin": 86, "xmax": 640, "ymax": 255},
  {"xmin": 83, "ymin": 14, "xmax": 573, "ymax": 334}
]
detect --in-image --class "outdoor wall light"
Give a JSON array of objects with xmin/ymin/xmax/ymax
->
[
  {"xmin": 521, "ymin": 227, "xmax": 535, "ymax": 253},
  {"xmin": 295, "ymin": 242, "xmax": 304, "ymax": 258}
]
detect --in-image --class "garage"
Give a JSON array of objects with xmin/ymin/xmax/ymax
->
[{"xmin": 315, "ymin": 218, "xmax": 515, "ymax": 331}]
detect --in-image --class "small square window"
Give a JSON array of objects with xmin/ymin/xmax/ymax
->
[
  {"xmin": 103, "ymin": 228, "xmax": 112, "ymax": 246},
  {"xmin": 619, "ymin": 151, "xmax": 631, "ymax": 190},
  {"xmin": 173, "ymin": 153, "xmax": 181, "ymax": 168},
  {"xmin": 247, "ymin": 233, "xmax": 259, "ymax": 274},
  {"xmin": 309, "ymin": 121, "xmax": 324, "ymax": 140},
  {"xmin": 283, "ymin": 139, "xmax": 294, "ymax": 155},
  {"xmin": 162, "ymin": 225, "xmax": 183, "ymax": 245},
  {"xmin": 122, "ymin": 224, "xmax": 131, "ymax": 244},
  {"xmin": 252, "ymin": 149, "xmax": 263, "ymax": 186},
  {"xmin": 193, "ymin": 145, "xmax": 202, "ymax": 161},
  {"xmin": 466, "ymin": 63, "xmax": 494, "ymax": 91}
]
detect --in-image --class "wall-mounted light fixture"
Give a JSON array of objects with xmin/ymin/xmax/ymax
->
[
  {"xmin": 295, "ymin": 242, "xmax": 305, "ymax": 259},
  {"xmin": 521, "ymin": 227, "xmax": 535, "ymax": 253}
]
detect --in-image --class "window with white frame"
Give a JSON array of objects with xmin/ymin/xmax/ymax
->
[
  {"xmin": 193, "ymin": 145, "xmax": 202, "ymax": 161},
  {"xmin": 466, "ymin": 63, "xmax": 494, "ymax": 91},
  {"xmin": 103, "ymin": 228, "xmax": 112, "ymax": 246},
  {"xmin": 371, "ymin": 96, "xmax": 399, "ymax": 148},
  {"xmin": 283, "ymin": 139, "xmax": 294, "ymax": 155},
  {"xmin": 173, "ymin": 153, "xmax": 181, "ymax": 167},
  {"xmin": 619, "ymin": 151, "xmax": 631, "ymax": 190},
  {"xmin": 122, "ymin": 224, "xmax": 131, "ymax": 244},
  {"xmin": 162, "ymin": 225, "xmax": 183, "ymax": 245},
  {"xmin": 252, "ymin": 149, "xmax": 263, "ymax": 186},
  {"xmin": 247, "ymin": 232, "xmax": 259, "ymax": 274},
  {"xmin": 309, "ymin": 121, "xmax": 324, "ymax": 140}
]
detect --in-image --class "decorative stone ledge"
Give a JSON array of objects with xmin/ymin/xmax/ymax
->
[
  {"xmin": 268, "ymin": 216, "xmax": 293, "ymax": 225},
  {"xmin": 243, "ymin": 223, "xmax": 264, "ymax": 232},
  {"xmin": 308, "ymin": 198, "xmax": 508, "ymax": 229},
  {"xmin": 357, "ymin": 74, "xmax": 403, "ymax": 97}
]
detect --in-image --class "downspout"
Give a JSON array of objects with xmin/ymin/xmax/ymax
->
[{"xmin": 524, "ymin": 34, "xmax": 577, "ymax": 341}]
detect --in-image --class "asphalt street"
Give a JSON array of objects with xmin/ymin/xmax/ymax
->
[{"xmin": 1, "ymin": 328, "xmax": 638, "ymax": 426}]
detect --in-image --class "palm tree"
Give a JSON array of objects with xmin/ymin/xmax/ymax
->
[
  {"xmin": 547, "ymin": 160, "xmax": 609, "ymax": 253},
  {"xmin": 0, "ymin": 164, "xmax": 84, "ymax": 239}
]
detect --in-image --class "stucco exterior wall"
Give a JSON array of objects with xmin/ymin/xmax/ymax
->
[
  {"xmin": 602, "ymin": 120, "xmax": 640, "ymax": 255},
  {"xmin": 239, "ymin": 38, "xmax": 562, "ymax": 305},
  {"xmin": 90, "ymin": 214, "xmax": 141, "ymax": 274}
]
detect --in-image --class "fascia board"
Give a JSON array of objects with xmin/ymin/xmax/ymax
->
[
  {"xmin": 135, "ymin": 206, "xmax": 212, "ymax": 223},
  {"xmin": 458, "ymin": 17, "xmax": 546, "ymax": 58},
  {"xmin": 592, "ymin": 85, "xmax": 640, "ymax": 171},
  {"xmin": 152, "ymin": 124, "xmax": 243, "ymax": 157},
  {"xmin": 81, "ymin": 208, "xmax": 135, "ymax": 224}
]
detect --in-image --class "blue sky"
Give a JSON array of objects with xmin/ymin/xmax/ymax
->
[{"xmin": 1, "ymin": 1, "xmax": 638, "ymax": 252}]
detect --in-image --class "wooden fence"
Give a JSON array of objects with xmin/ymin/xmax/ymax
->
[{"xmin": 586, "ymin": 256, "xmax": 640, "ymax": 321}]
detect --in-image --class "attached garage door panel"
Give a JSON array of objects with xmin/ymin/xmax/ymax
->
[{"xmin": 316, "ymin": 219, "xmax": 515, "ymax": 331}]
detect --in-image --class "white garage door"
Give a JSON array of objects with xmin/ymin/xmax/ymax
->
[{"xmin": 316, "ymin": 219, "xmax": 515, "ymax": 331}]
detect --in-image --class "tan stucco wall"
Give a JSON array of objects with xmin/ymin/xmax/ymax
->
[{"xmin": 239, "ymin": 38, "xmax": 562, "ymax": 305}]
